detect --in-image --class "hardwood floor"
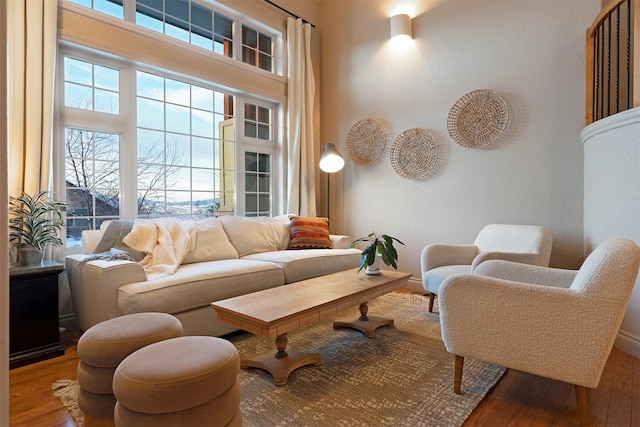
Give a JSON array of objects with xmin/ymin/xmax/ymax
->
[
  {"xmin": 463, "ymin": 346, "xmax": 640, "ymax": 426},
  {"xmin": 9, "ymin": 327, "xmax": 640, "ymax": 426}
]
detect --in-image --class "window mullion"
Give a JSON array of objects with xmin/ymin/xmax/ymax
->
[
  {"xmin": 120, "ymin": 63, "xmax": 138, "ymax": 220},
  {"xmin": 123, "ymin": 0, "xmax": 137, "ymax": 22}
]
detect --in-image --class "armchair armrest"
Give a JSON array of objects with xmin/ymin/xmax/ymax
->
[
  {"xmin": 66, "ymin": 254, "xmax": 147, "ymax": 331},
  {"xmin": 421, "ymin": 243, "xmax": 478, "ymax": 271},
  {"xmin": 439, "ymin": 274, "xmax": 617, "ymax": 388},
  {"xmin": 473, "ymin": 259, "xmax": 577, "ymax": 288}
]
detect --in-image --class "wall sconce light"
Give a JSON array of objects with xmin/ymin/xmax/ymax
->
[
  {"xmin": 390, "ymin": 14, "xmax": 412, "ymax": 39},
  {"xmin": 319, "ymin": 143, "xmax": 345, "ymax": 173}
]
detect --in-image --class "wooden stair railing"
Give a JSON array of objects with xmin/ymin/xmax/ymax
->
[{"xmin": 586, "ymin": 0, "xmax": 639, "ymax": 125}]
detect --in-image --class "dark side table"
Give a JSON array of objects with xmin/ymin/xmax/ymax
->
[{"xmin": 9, "ymin": 260, "xmax": 65, "ymax": 369}]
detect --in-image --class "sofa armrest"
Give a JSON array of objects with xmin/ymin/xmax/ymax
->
[
  {"xmin": 421, "ymin": 243, "xmax": 478, "ymax": 272},
  {"xmin": 81, "ymin": 229, "xmax": 104, "ymax": 254},
  {"xmin": 330, "ymin": 234, "xmax": 353, "ymax": 249},
  {"xmin": 66, "ymin": 254, "xmax": 147, "ymax": 331}
]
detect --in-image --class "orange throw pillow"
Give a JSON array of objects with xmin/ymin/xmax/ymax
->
[{"xmin": 287, "ymin": 216, "xmax": 332, "ymax": 249}]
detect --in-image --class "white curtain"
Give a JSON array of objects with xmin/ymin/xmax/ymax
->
[
  {"xmin": 8, "ymin": 0, "xmax": 59, "ymax": 262},
  {"xmin": 7, "ymin": 0, "xmax": 58, "ymax": 197},
  {"xmin": 286, "ymin": 17, "xmax": 316, "ymax": 216}
]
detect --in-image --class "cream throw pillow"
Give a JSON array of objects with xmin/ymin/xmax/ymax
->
[
  {"xmin": 220, "ymin": 215, "xmax": 291, "ymax": 257},
  {"xmin": 182, "ymin": 217, "xmax": 239, "ymax": 264}
]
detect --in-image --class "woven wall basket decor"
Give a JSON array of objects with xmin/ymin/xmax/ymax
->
[
  {"xmin": 447, "ymin": 89, "xmax": 509, "ymax": 148},
  {"xmin": 390, "ymin": 128, "xmax": 438, "ymax": 180},
  {"xmin": 346, "ymin": 118, "xmax": 387, "ymax": 165}
]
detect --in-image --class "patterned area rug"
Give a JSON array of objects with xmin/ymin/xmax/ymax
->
[
  {"xmin": 52, "ymin": 379, "xmax": 84, "ymax": 426},
  {"xmin": 231, "ymin": 292, "xmax": 504, "ymax": 426},
  {"xmin": 55, "ymin": 292, "xmax": 505, "ymax": 426}
]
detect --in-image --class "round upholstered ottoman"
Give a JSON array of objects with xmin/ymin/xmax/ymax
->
[
  {"xmin": 112, "ymin": 336, "xmax": 242, "ymax": 427},
  {"xmin": 76, "ymin": 313, "xmax": 183, "ymax": 422}
]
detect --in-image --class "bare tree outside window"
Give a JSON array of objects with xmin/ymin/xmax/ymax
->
[{"xmin": 64, "ymin": 127, "xmax": 186, "ymax": 245}]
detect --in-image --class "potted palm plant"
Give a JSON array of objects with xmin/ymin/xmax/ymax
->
[
  {"xmin": 350, "ymin": 232, "xmax": 405, "ymax": 274},
  {"xmin": 9, "ymin": 191, "xmax": 66, "ymax": 266}
]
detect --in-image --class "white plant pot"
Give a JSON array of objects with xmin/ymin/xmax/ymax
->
[{"xmin": 365, "ymin": 254, "xmax": 382, "ymax": 275}]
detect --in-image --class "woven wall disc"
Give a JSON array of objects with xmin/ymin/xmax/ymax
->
[
  {"xmin": 390, "ymin": 128, "xmax": 438, "ymax": 180},
  {"xmin": 447, "ymin": 89, "xmax": 509, "ymax": 148},
  {"xmin": 346, "ymin": 118, "xmax": 386, "ymax": 165}
]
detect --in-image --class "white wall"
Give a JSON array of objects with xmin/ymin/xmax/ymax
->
[
  {"xmin": 583, "ymin": 108, "xmax": 640, "ymax": 358},
  {"xmin": 318, "ymin": 0, "xmax": 599, "ymax": 288}
]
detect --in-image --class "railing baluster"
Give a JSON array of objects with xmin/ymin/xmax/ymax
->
[
  {"xmin": 607, "ymin": 14, "xmax": 612, "ymax": 117},
  {"xmin": 600, "ymin": 21, "xmax": 605, "ymax": 120},
  {"xmin": 616, "ymin": 5, "xmax": 620, "ymax": 114},
  {"xmin": 627, "ymin": 0, "xmax": 632, "ymax": 110}
]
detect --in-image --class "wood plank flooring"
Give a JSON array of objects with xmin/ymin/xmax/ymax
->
[{"xmin": 9, "ymin": 321, "xmax": 640, "ymax": 426}]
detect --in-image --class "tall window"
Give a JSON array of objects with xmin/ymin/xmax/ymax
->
[
  {"xmin": 60, "ymin": 49, "xmax": 277, "ymax": 249},
  {"xmin": 59, "ymin": 1, "xmax": 282, "ymax": 251}
]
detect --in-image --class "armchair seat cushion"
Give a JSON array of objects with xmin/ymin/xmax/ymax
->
[{"xmin": 422, "ymin": 265, "xmax": 470, "ymax": 294}]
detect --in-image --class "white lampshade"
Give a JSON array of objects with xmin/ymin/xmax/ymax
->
[
  {"xmin": 319, "ymin": 143, "xmax": 345, "ymax": 173},
  {"xmin": 390, "ymin": 14, "xmax": 412, "ymax": 39}
]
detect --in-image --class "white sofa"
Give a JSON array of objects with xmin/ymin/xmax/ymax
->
[{"xmin": 66, "ymin": 215, "xmax": 362, "ymax": 336}]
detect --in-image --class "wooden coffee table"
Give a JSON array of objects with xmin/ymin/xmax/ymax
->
[{"xmin": 211, "ymin": 268, "xmax": 411, "ymax": 385}]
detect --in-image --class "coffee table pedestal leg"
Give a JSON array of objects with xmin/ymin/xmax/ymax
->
[
  {"xmin": 241, "ymin": 333, "xmax": 322, "ymax": 386},
  {"xmin": 333, "ymin": 302, "xmax": 394, "ymax": 338}
]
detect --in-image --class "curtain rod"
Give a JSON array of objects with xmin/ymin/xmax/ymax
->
[{"xmin": 263, "ymin": 0, "xmax": 316, "ymax": 28}]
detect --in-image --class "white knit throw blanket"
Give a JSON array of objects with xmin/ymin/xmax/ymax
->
[{"xmin": 123, "ymin": 218, "xmax": 196, "ymax": 279}]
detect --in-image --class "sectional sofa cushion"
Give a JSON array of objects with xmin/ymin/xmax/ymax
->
[
  {"xmin": 118, "ymin": 259, "xmax": 285, "ymax": 315},
  {"xmin": 220, "ymin": 215, "xmax": 290, "ymax": 257},
  {"xmin": 182, "ymin": 217, "xmax": 239, "ymax": 264},
  {"xmin": 242, "ymin": 248, "xmax": 361, "ymax": 283},
  {"xmin": 287, "ymin": 216, "xmax": 332, "ymax": 250}
]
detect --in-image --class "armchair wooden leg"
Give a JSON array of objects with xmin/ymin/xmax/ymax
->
[
  {"xmin": 454, "ymin": 355, "xmax": 464, "ymax": 394},
  {"xmin": 428, "ymin": 293, "xmax": 436, "ymax": 313},
  {"xmin": 574, "ymin": 385, "xmax": 592, "ymax": 427}
]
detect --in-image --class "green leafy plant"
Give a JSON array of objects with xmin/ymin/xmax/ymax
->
[
  {"xmin": 350, "ymin": 232, "xmax": 405, "ymax": 273},
  {"xmin": 9, "ymin": 191, "xmax": 66, "ymax": 252}
]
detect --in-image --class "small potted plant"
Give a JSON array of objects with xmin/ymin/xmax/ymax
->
[
  {"xmin": 350, "ymin": 232, "xmax": 405, "ymax": 274},
  {"xmin": 9, "ymin": 190, "xmax": 66, "ymax": 266}
]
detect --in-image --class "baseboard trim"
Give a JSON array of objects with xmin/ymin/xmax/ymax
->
[
  {"xmin": 59, "ymin": 313, "xmax": 78, "ymax": 333},
  {"xmin": 407, "ymin": 277, "xmax": 424, "ymax": 293},
  {"xmin": 614, "ymin": 329, "xmax": 640, "ymax": 359}
]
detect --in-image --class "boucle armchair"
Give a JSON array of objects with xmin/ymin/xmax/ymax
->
[
  {"xmin": 421, "ymin": 224, "xmax": 553, "ymax": 312},
  {"xmin": 439, "ymin": 237, "xmax": 640, "ymax": 426}
]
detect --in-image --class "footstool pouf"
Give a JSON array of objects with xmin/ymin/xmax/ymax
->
[
  {"xmin": 76, "ymin": 312, "xmax": 183, "ymax": 421},
  {"xmin": 113, "ymin": 336, "xmax": 242, "ymax": 427}
]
